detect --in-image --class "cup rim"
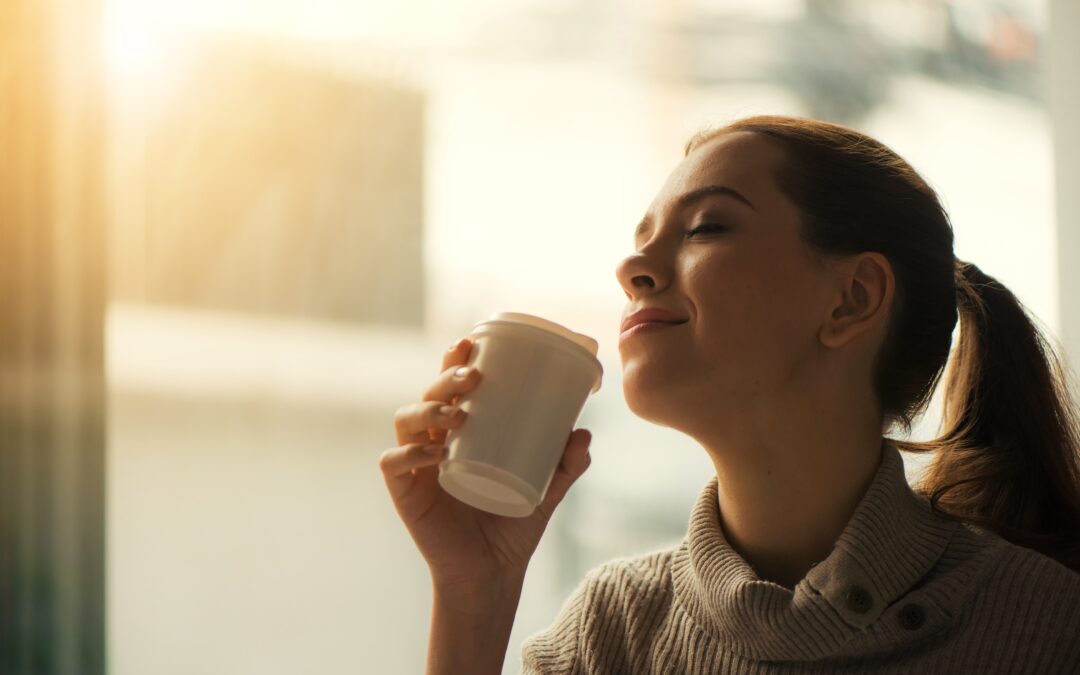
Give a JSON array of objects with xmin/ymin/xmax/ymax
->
[
  {"xmin": 470, "ymin": 313, "xmax": 603, "ymax": 393},
  {"xmin": 480, "ymin": 312, "xmax": 598, "ymax": 357}
]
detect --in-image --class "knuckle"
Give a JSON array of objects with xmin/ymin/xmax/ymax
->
[
  {"xmin": 392, "ymin": 404, "xmax": 415, "ymax": 425},
  {"xmin": 377, "ymin": 447, "xmax": 397, "ymax": 471},
  {"xmin": 422, "ymin": 375, "xmax": 454, "ymax": 402},
  {"xmin": 435, "ymin": 373, "xmax": 458, "ymax": 394},
  {"xmin": 427, "ymin": 400, "xmax": 447, "ymax": 417}
]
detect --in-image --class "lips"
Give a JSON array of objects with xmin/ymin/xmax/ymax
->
[{"xmin": 620, "ymin": 307, "xmax": 689, "ymax": 333}]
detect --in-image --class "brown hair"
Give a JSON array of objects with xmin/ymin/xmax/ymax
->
[{"xmin": 685, "ymin": 116, "xmax": 1080, "ymax": 571}]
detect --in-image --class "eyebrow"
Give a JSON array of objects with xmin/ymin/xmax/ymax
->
[{"xmin": 634, "ymin": 184, "xmax": 756, "ymax": 241}]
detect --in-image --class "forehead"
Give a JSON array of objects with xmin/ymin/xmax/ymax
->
[{"xmin": 647, "ymin": 130, "xmax": 785, "ymax": 214}]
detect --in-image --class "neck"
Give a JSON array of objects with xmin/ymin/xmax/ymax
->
[{"xmin": 696, "ymin": 382, "xmax": 885, "ymax": 590}]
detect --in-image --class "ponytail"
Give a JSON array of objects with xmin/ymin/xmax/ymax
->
[{"xmin": 900, "ymin": 260, "xmax": 1080, "ymax": 571}]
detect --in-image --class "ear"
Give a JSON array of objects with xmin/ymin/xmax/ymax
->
[{"xmin": 819, "ymin": 252, "xmax": 894, "ymax": 349}]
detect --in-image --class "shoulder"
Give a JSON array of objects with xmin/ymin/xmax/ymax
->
[
  {"xmin": 957, "ymin": 524, "xmax": 1080, "ymax": 656},
  {"xmin": 580, "ymin": 546, "xmax": 677, "ymax": 608},
  {"xmin": 519, "ymin": 545, "xmax": 679, "ymax": 675},
  {"xmin": 963, "ymin": 523, "xmax": 1080, "ymax": 597}
]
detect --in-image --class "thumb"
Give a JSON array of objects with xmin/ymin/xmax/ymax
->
[{"xmin": 534, "ymin": 428, "xmax": 592, "ymax": 523}]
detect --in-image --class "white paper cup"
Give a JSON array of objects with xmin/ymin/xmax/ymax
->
[{"xmin": 437, "ymin": 312, "xmax": 603, "ymax": 517}]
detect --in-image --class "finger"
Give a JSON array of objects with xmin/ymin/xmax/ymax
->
[
  {"xmin": 534, "ymin": 429, "xmax": 592, "ymax": 523},
  {"xmin": 440, "ymin": 336, "xmax": 477, "ymax": 407},
  {"xmin": 420, "ymin": 358, "xmax": 483, "ymax": 406},
  {"xmin": 379, "ymin": 443, "xmax": 449, "ymax": 503},
  {"xmin": 394, "ymin": 400, "xmax": 468, "ymax": 447},
  {"xmin": 440, "ymin": 337, "xmax": 473, "ymax": 373}
]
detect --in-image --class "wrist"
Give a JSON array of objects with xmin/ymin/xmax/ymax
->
[
  {"xmin": 431, "ymin": 569, "xmax": 526, "ymax": 613},
  {"xmin": 427, "ymin": 574, "xmax": 524, "ymax": 675}
]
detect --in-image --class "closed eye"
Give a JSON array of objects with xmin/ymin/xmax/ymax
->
[{"xmin": 686, "ymin": 224, "xmax": 727, "ymax": 237}]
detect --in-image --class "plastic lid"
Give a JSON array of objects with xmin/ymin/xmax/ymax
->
[{"xmin": 478, "ymin": 312, "xmax": 598, "ymax": 357}]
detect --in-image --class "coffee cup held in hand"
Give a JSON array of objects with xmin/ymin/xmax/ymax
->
[{"xmin": 438, "ymin": 312, "xmax": 603, "ymax": 518}]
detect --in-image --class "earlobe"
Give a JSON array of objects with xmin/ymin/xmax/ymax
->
[{"xmin": 819, "ymin": 253, "xmax": 892, "ymax": 349}]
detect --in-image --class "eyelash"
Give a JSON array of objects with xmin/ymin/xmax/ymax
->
[{"xmin": 686, "ymin": 224, "xmax": 727, "ymax": 237}]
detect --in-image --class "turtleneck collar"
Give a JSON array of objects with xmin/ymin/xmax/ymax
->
[{"xmin": 670, "ymin": 439, "xmax": 962, "ymax": 662}]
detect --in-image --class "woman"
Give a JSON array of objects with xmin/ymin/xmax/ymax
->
[{"xmin": 380, "ymin": 116, "xmax": 1080, "ymax": 674}]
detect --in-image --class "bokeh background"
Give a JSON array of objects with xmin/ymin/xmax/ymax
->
[{"xmin": 90, "ymin": 0, "xmax": 1077, "ymax": 673}]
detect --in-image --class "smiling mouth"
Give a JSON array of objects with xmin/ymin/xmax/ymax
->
[{"xmin": 619, "ymin": 320, "xmax": 687, "ymax": 340}]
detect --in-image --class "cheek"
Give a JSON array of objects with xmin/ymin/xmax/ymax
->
[
  {"xmin": 688, "ymin": 252, "xmax": 818, "ymax": 359},
  {"xmin": 689, "ymin": 248, "xmax": 776, "ymax": 316}
]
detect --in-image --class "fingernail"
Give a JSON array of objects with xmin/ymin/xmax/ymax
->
[
  {"xmin": 438, "ymin": 405, "xmax": 458, "ymax": 417},
  {"xmin": 424, "ymin": 444, "xmax": 447, "ymax": 454},
  {"xmin": 454, "ymin": 366, "xmax": 471, "ymax": 379},
  {"xmin": 448, "ymin": 338, "xmax": 464, "ymax": 352}
]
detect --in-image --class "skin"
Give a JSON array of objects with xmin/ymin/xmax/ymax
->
[
  {"xmin": 615, "ymin": 130, "xmax": 896, "ymax": 589},
  {"xmin": 381, "ymin": 129, "xmax": 896, "ymax": 673}
]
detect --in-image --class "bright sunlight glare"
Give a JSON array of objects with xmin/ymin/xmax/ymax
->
[{"xmin": 102, "ymin": 6, "xmax": 172, "ymax": 84}]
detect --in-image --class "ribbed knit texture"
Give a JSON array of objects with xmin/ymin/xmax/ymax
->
[{"xmin": 520, "ymin": 441, "xmax": 1080, "ymax": 673}]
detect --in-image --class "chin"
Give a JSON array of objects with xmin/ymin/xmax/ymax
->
[
  {"xmin": 623, "ymin": 392, "xmax": 692, "ymax": 432},
  {"xmin": 621, "ymin": 361, "xmax": 736, "ymax": 436},
  {"xmin": 621, "ymin": 374, "xmax": 680, "ymax": 427}
]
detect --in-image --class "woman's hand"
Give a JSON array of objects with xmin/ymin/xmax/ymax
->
[{"xmin": 380, "ymin": 337, "xmax": 593, "ymax": 592}]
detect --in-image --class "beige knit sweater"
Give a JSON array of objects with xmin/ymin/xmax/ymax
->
[{"xmin": 520, "ymin": 441, "xmax": 1080, "ymax": 673}]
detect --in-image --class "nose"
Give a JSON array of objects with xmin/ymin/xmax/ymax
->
[{"xmin": 615, "ymin": 250, "xmax": 667, "ymax": 301}]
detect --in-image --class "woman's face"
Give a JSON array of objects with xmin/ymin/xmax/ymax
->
[{"xmin": 615, "ymin": 131, "xmax": 840, "ymax": 437}]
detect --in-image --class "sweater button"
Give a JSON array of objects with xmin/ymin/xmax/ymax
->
[
  {"xmin": 898, "ymin": 603, "xmax": 926, "ymax": 630},
  {"xmin": 844, "ymin": 585, "xmax": 873, "ymax": 614}
]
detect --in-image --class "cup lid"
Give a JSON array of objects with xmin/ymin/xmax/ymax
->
[{"xmin": 479, "ymin": 312, "xmax": 599, "ymax": 358}]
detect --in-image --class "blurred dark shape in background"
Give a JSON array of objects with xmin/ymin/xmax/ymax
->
[
  {"xmin": 466, "ymin": 0, "xmax": 1042, "ymax": 126},
  {"xmin": 774, "ymin": 1, "xmax": 892, "ymax": 125},
  {"xmin": 0, "ymin": 0, "xmax": 107, "ymax": 673}
]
